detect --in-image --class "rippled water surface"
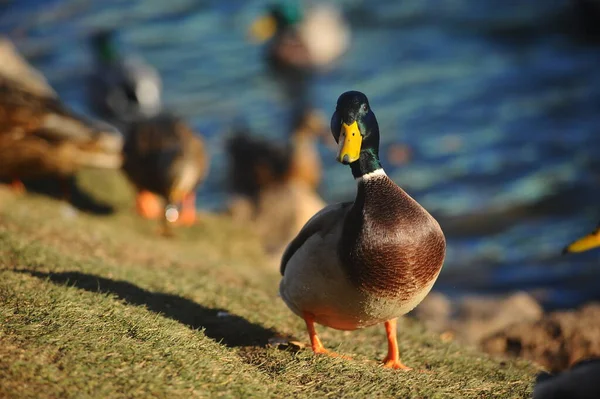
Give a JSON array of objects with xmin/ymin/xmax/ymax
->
[{"xmin": 3, "ymin": 0, "xmax": 600, "ymax": 308}]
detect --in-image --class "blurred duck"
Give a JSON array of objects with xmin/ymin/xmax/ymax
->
[
  {"xmin": 87, "ymin": 29, "xmax": 162, "ymax": 124},
  {"xmin": 227, "ymin": 109, "xmax": 327, "ymax": 200},
  {"xmin": 563, "ymin": 223, "xmax": 600, "ymax": 254},
  {"xmin": 0, "ymin": 46, "xmax": 122, "ymax": 197},
  {"xmin": 250, "ymin": 1, "xmax": 350, "ymax": 71},
  {"xmin": 226, "ymin": 110, "xmax": 328, "ymax": 256},
  {"xmin": 122, "ymin": 114, "xmax": 208, "ymax": 234},
  {"xmin": 249, "ymin": 1, "xmax": 350, "ymax": 113},
  {"xmin": 279, "ymin": 91, "xmax": 446, "ymax": 368}
]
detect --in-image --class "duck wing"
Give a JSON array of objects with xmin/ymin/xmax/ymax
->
[
  {"xmin": 0, "ymin": 76, "xmax": 122, "ymax": 164},
  {"xmin": 280, "ymin": 201, "xmax": 352, "ymax": 275}
]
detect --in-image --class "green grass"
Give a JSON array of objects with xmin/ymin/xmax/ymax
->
[{"xmin": 0, "ymin": 170, "xmax": 538, "ymax": 398}]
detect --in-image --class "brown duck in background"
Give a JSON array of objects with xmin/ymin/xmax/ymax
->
[
  {"xmin": 122, "ymin": 113, "xmax": 208, "ymax": 234},
  {"xmin": 226, "ymin": 109, "xmax": 328, "ymax": 258},
  {"xmin": 227, "ymin": 109, "xmax": 327, "ymax": 201},
  {"xmin": 0, "ymin": 51, "xmax": 123, "ymax": 197},
  {"xmin": 249, "ymin": 2, "xmax": 350, "ymax": 116}
]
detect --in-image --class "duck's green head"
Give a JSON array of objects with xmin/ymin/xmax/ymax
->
[
  {"xmin": 331, "ymin": 91, "xmax": 381, "ymax": 176},
  {"xmin": 250, "ymin": 1, "xmax": 303, "ymax": 42},
  {"xmin": 90, "ymin": 29, "xmax": 117, "ymax": 63}
]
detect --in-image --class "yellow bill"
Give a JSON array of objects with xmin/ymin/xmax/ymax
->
[
  {"xmin": 564, "ymin": 230, "xmax": 600, "ymax": 254},
  {"xmin": 337, "ymin": 121, "xmax": 362, "ymax": 164},
  {"xmin": 249, "ymin": 15, "xmax": 277, "ymax": 42}
]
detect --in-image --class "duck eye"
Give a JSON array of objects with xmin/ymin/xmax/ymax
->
[{"xmin": 362, "ymin": 104, "xmax": 368, "ymax": 112}]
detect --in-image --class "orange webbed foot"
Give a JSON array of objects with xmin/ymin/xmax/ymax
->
[
  {"xmin": 303, "ymin": 312, "xmax": 353, "ymax": 361},
  {"xmin": 136, "ymin": 190, "xmax": 162, "ymax": 219},
  {"xmin": 382, "ymin": 357, "xmax": 412, "ymax": 371},
  {"xmin": 176, "ymin": 207, "xmax": 196, "ymax": 226},
  {"xmin": 176, "ymin": 193, "xmax": 197, "ymax": 226}
]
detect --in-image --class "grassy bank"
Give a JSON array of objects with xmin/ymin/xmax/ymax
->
[{"xmin": 0, "ymin": 170, "xmax": 537, "ymax": 398}]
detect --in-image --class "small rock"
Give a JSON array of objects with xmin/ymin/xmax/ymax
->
[{"xmin": 482, "ymin": 303, "xmax": 600, "ymax": 372}]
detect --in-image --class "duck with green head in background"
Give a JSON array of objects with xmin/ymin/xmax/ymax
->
[
  {"xmin": 87, "ymin": 29, "xmax": 162, "ymax": 125},
  {"xmin": 86, "ymin": 29, "xmax": 209, "ymax": 229},
  {"xmin": 279, "ymin": 91, "xmax": 446, "ymax": 369},
  {"xmin": 87, "ymin": 28, "xmax": 165, "ymax": 219},
  {"xmin": 249, "ymin": 1, "xmax": 350, "ymax": 120}
]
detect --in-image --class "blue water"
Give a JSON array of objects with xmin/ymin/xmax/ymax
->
[{"xmin": 3, "ymin": 0, "xmax": 600, "ymax": 309}]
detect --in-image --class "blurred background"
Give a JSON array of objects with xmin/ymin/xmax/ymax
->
[{"xmin": 3, "ymin": 0, "xmax": 600, "ymax": 310}]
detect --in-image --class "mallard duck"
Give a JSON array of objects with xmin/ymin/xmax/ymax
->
[
  {"xmin": 121, "ymin": 113, "xmax": 208, "ymax": 233},
  {"xmin": 279, "ymin": 91, "xmax": 446, "ymax": 369},
  {"xmin": 563, "ymin": 223, "xmax": 600, "ymax": 254},
  {"xmin": 250, "ymin": 2, "xmax": 350, "ymax": 114},
  {"xmin": 250, "ymin": 2, "xmax": 350, "ymax": 70},
  {"xmin": 87, "ymin": 29, "xmax": 162, "ymax": 124},
  {"xmin": 0, "ymin": 75, "xmax": 122, "ymax": 196},
  {"xmin": 226, "ymin": 109, "xmax": 327, "ymax": 202}
]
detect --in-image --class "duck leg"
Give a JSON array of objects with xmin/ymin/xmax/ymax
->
[
  {"xmin": 135, "ymin": 190, "xmax": 162, "ymax": 219},
  {"xmin": 382, "ymin": 318, "xmax": 412, "ymax": 370},
  {"xmin": 177, "ymin": 192, "xmax": 196, "ymax": 226},
  {"xmin": 303, "ymin": 312, "xmax": 351, "ymax": 359}
]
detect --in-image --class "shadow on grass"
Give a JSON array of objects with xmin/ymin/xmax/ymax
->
[
  {"xmin": 5, "ymin": 176, "xmax": 115, "ymax": 215},
  {"xmin": 19, "ymin": 269, "xmax": 284, "ymax": 348}
]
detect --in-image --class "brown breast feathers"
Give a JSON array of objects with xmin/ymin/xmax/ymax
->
[{"xmin": 339, "ymin": 176, "xmax": 446, "ymax": 299}]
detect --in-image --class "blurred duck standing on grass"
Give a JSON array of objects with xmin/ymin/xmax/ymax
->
[
  {"xmin": 249, "ymin": 1, "xmax": 350, "ymax": 123},
  {"xmin": 87, "ymin": 29, "xmax": 208, "ymax": 230},
  {"xmin": 0, "ymin": 37, "xmax": 123, "ymax": 199},
  {"xmin": 279, "ymin": 91, "xmax": 446, "ymax": 369},
  {"xmin": 122, "ymin": 114, "xmax": 209, "ymax": 236},
  {"xmin": 226, "ymin": 109, "xmax": 328, "ymax": 258}
]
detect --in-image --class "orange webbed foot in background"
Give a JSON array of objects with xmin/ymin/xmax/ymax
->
[
  {"xmin": 135, "ymin": 190, "xmax": 162, "ymax": 219},
  {"xmin": 176, "ymin": 192, "xmax": 197, "ymax": 226}
]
